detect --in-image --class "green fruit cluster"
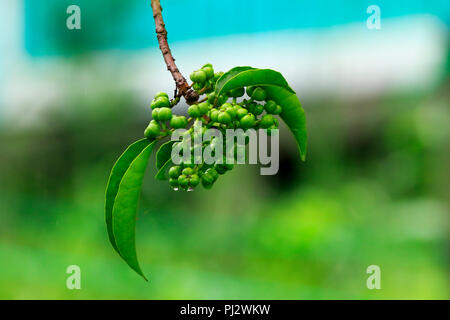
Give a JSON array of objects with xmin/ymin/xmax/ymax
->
[{"xmin": 144, "ymin": 64, "xmax": 283, "ymax": 191}]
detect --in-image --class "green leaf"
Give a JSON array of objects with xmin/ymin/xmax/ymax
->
[
  {"xmin": 105, "ymin": 139, "xmax": 152, "ymax": 255},
  {"xmin": 215, "ymin": 66, "xmax": 255, "ymax": 96},
  {"xmin": 155, "ymin": 159, "xmax": 173, "ymax": 180},
  {"xmin": 105, "ymin": 139, "xmax": 156, "ymax": 280},
  {"xmin": 156, "ymin": 140, "xmax": 175, "ymax": 170},
  {"xmin": 216, "ymin": 68, "xmax": 295, "ymax": 96},
  {"xmin": 266, "ymin": 86, "xmax": 307, "ymax": 161},
  {"xmin": 215, "ymin": 67, "xmax": 306, "ymax": 160}
]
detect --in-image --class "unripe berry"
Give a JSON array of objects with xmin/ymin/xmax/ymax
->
[
  {"xmin": 198, "ymin": 102, "xmax": 210, "ymax": 115},
  {"xmin": 210, "ymin": 109, "xmax": 219, "ymax": 122},
  {"xmin": 170, "ymin": 115, "xmax": 188, "ymax": 129},
  {"xmin": 218, "ymin": 111, "xmax": 232, "ymax": 124},
  {"xmin": 193, "ymin": 70, "xmax": 207, "ymax": 83},
  {"xmin": 169, "ymin": 166, "xmax": 182, "ymax": 179},
  {"xmin": 189, "ymin": 174, "xmax": 200, "ymax": 187},
  {"xmin": 205, "ymin": 168, "xmax": 219, "ymax": 181},
  {"xmin": 273, "ymin": 104, "xmax": 282, "ymax": 115},
  {"xmin": 178, "ymin": 174, "xmax": 189, "ymax": 189},
  {"xmin": 214, "ymin": 164, "xmax": 227, "ymax": 175},
  {"xmin": 239, "ymin": 113, "xmax": 256, "ymax": 129},
  {"xmin": 188, "ymin": 105, "xmax": 201, "ymax": 118},
  {"xmin": 154, "ymin": 96, "xmax": 171, "ymax": 108},
  {"xmin": 193, "ymin": 83, "xmax": 203, "ymax": 91},
  {"xmin": 259, "ymin": 114, "xmax": 275, "ymax": 129},
  {"xmin": 236, "ymin": 107, "xmax": 248, "ymax": 119},
  {"xmin": 144, "ymin": 121, "xmax": 160, "ymax": 139},
  {"xmin": 202, "ymin": 65, "xmax": 214, "ymax": 79},
  {"xmin": 253, "ymin": 103, "xmax": 264, "ymax": 116},
  {"xmin": 158, "ymin": 107, "xmax": 172, "ymax": 121},
  {"xmin": 155, "ymin": 92, "xmax": 169, "ymax": 100},
  {"xmin": 264, "ymin": 100, "xmax": 277, "ymax": 114},
  {"xmin": 246, "ymin": 86, "xmax": 256, "ymax": 97},
  {"xmin": 169, "ymin": 178, "xmax": 179, "ymax": 189},
  {"xmin": 207, "ymin": 93, "xmax": 216, "ymax": 104},
  {"xmin": 228, "ymin": 87, "xmax": 245, "ymax": 98},
  {"xmin": 152, "ymin": 108, "xmax": 159, "ymax": 121},
  {"xmin": 182, "ymin": 167, "xmax": 194, "ymax": 176},
  {"xmin": 251, "ymin": 87, "xmax": 267, "ymax": 101}
]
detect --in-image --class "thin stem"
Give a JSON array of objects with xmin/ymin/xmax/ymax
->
[{"xmin": 150, "ymin": 0, "xmax": 199, "ymax": 104}]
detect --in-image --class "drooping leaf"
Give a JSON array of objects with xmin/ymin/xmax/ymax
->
[
  {"xmin": 105, "ymin": 139, "xmax": 153, "ymax": 255},
  {"xmin": 156, "ymin": 140, "xmax": 175, "ymax": 170},
  {"xmin": 215, "ymin": 67, "xmax": 307, "ymax": 160},
  {"xmin": 265, "ymin": 86, "xmax": 307, "ymax": 160},
  {"xmin": 155, "ymin": 159, "xmax": 173, "ymax": 180},
  {"xmin": 105, "ymin": 139, "xmax": 156, "ymax": 280},
  {"xmin": 216, "ymin": 68, "xmax": 295, "ymax": 96},
  {"xmin": 215, "ymin": 66, "xmax": 255, "ymax": 96}
]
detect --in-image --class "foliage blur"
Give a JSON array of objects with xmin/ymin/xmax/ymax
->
[{"xmin": 0, "ymin": 0, "xmax": 448, "ymax": 299}]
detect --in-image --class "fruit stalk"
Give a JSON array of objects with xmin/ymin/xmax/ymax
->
[{"xmin": 150, "ymin": 0, "xmax": 199, "ymax": 104}]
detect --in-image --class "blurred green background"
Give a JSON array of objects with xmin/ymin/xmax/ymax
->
[{"xmin": 0, "ymin": 0, "xmax": 448, "ymax": 299}]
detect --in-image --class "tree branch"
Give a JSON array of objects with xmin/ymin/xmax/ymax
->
[{"xmin": 150, "ymin": 0, "xmax": 199, "ymax": 104}]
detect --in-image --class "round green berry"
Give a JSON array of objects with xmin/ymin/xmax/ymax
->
[
  {"xmin": 169, "ymin": 178, "xmax": 179, "ymax": 189},
  {"xmin": 246, "ymin": 86, "xmax": 256, "ymax": 97},
  {"xmin": 170, "ymin": 115, "xmax": 188, "ymax": 129},
  {"xmin": 193, "ymin": 70, "xmax": 207, "ymax": 83},
  {"xmin": 205, "ymin": 168, "xmax": 219, "ymax": 181},
  {"xmin": 202, "ymin": 66, "xmax": 214, "ymax": 79},
  {"xmin": 193, "ymin": 83, "xmax": 203, "ymax": 91},
  {"xmin": 144, "ymin": 121, "xmax": 160, "ymax": 139},
  {"xmin": 253, "ymin": 103, "xmax": 264, "ymax": 116},
  {"xmin": 169, "ymin": 166, "xmax": 182, "ymax": 179},
  {"xmin": 155, "ymin": 92, "xmax": 169, "ymax": 99},
  {"xmin": 210, "ymin": 109, "xmax": 219, "ymax": 122},
  {"xmin": 214, "ymin": 164, "xmax": 227, "ymax": 175},
  {"xmin": 218, "ymin": 111, "xmax": 232, "ymax": 124},
  {"xmin": 189, "ymin": 174, "xmax": 200, "ymax": 187},
  {"xmin": 228, "ymin": 87, "xmax": 245, "ymax": 98},
  {"xmin": 207, "ymin": 93, "xmax": 216, "ymax": 104},
  {"xmin": 158, "ymin": 107, "xmax": 172, "ymax": 121},
  {"xmin": 240, "ymin": 114, "xmax": 256, "ymax": 129},
  {"xmin": 251, "ymin": 87, "xmax": 267, "ymax": 101},
  {"xmin": 182, "ymin": 167, "xmax": 194, "ymax": 176},
  {"xmin": 152, "ymin": 108, "xmax": 159, "ymax": 121},
  {"xmin": 236, "ymin": 108, "xmax": 248, "ymax": 119},
  {"xmin": 259, "ymin": 114, "xmax": 275, "ymax": 129},
  {"xmin": 264, "ymin": 100, "xmax": 277, "ymax": 114},
  {"xmin": 273, "ymin": 104, "xmax": 282, "ymax": 115},
  {"xmin": 188, "ymin": 105, "xmax": 201, "ymax": 118},
  {"xmin": 178, "ymin": 174, "xmax": 189, "ymax": 189},
  {"xmin": 224, "ymin": 163, "xmax": 234, "ymax": 170},
  {"xmin": 154, "ymin": 96, "xmax": 171, "ymax": 108},
  {"xmin": 198, "ymin": 102, "xmax": 210, "ymax": 115}
]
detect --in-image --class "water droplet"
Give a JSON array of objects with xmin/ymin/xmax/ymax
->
[{"xmin": 173, "ymin": 187, "xmax": 179, "ymax": 191}]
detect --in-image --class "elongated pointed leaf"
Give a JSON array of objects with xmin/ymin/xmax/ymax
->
[
  {"xmin": 155, "ymin": 159, "xmax": 173, "ymax": 180},
  {"xmin": 215, "ymin": 67, "xmax": 306, "ymax": 160},
  {"xmin": 156, "ymin": 140, "xmax": 175, "ymax": 170},
  {"xmin": 266, "ymin": 86, "xmax": 307, "ymax": 160},
  {"xmin": 111, "ymin": 141, "xmax": 156, "ymax": 280},
  {"xmin": 215, "ymin": 66, "xmax": 254, "ymax": 96},
  {"xmin": 105, "ymin": 139, "xmax": 153, "ymax": 254}
]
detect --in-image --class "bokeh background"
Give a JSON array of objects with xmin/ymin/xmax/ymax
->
[{"xmin": 0, "ymin": 0, "xmax": 449, "ymax": 299}]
